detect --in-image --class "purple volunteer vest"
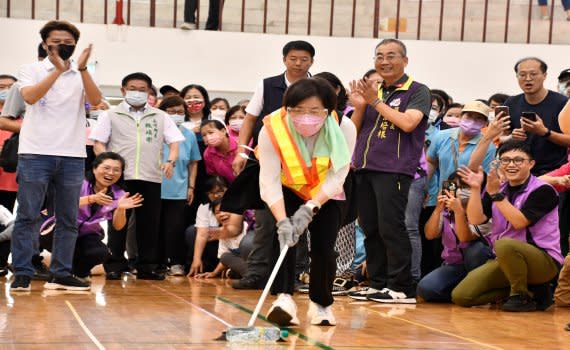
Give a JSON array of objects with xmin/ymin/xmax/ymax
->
[
  {"xmin": 41, "ymin": 180, "xmax": 125, "ymax": 237},
  {"xmin": 441, "ymin": 211, "xmax": 469, "ymax": 265},
  {"xmin": 353, "ymin": 76, "xmax": 427, "ymax": 177},
  {"xmin": 490, "ymin": 175, "xmax": 563, "ymax": 265}
]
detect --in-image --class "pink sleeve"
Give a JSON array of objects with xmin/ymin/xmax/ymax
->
[
  {"xmin": 204, "ymin": 150, "xmax": 214, "ymax": 175},
  {"xmin": 546, "ymin": 163, "xmax": 570, "ymax": 177}
]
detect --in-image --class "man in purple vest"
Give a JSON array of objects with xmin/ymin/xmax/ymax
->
[
  {"xmin": 347, "ymin": 39, "xmax": 431, "ymax": 303},
  {"xmin": 453, "ymin": 140, "xmax": 563, "ymax": 312}
]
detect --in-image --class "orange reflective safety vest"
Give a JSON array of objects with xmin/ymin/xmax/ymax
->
[{"xmin": 262, "ymin": 108, "xmax": 336, "ymax": 201}]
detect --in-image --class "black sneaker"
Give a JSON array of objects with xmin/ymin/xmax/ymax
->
[
  {"xmin": 232, "ymin": 277, "xmax": 264, "ymax": 290},
  {"xmin": 11, "ymin": 275, "xmax": 31, "ymax": 291},
  {"xmin": 529, "ymin": 283, "xmax": 554, "ymax": 311},
  {"xmin": 501, "ymin": 294, "xmax": 537, "ymax": 312},
  {"xmin": 44, "ymin": 275, "xmax": 91, "ymax": 291},
  {"xmin": 367, "ymin": 288, "xmax": 417, "ymax": 304},
  {"xmin": 32, "ymin": 255, "xmax": 51, "ymax": 281}
]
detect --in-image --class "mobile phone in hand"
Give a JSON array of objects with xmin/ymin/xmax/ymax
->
[
  {"xmin": 521, "ymin": 111, "xmax": 537, "ymax": 121},
  {"xmin": 494, "ymin": 106, "xmax": 510, "ymax": 118},
  {"xmin": 442, "ymin": 180, "xmax": 457, "ymax": 196}
]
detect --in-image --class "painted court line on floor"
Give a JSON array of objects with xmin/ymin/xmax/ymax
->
[
  {"xmin": 216, "ymin": 296, "xmax": 334, "ymax": 350},
  {"xmin": 65, "ymin": 300, "xmax": 106, "ymax": 350},
  {"xmin": 366, "ymin": 308, "xmax": 504, "ymax": 350},
  {"xmin": 151, "ymin": 284, "xmax": 233, "ymax": 327}
]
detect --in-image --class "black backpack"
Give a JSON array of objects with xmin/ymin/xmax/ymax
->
[{"xmin": 0, "ymin": 133, "xmax": 19, "ymax": 173}]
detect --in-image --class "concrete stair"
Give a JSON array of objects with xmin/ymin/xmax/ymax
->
[{"xmin": 1, "ymin": 0, "xmax": 569, "ymax": 44}]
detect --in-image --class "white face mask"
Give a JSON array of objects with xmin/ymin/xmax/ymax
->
[
  {"xmin": 428, "ymin": 109, "xmax": 439, "ymax": 123},
  {"xmin": 169, "ymin": 114, "xmax": 185, "ymax": 126},
  {"xmin": 559, "ymin": 82, "xmax": 567, "ymax": 95},
  {"xmin": 210, "ymin": 109, "xmax": 226, "ymax": 122},
  {"xmin": 89, "ymin": 110, "xmax": 102, "ymax": 120},
  {"xmin": 125, "ymin": 90, "xmax": 148, "ymax": 107}
]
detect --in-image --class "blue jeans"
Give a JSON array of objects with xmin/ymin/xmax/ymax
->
[
  {"xmin": 11, "ymin": 155, "xmax": 84, "ymax": 278},
  {"xmin": 405, "ymin": 176, "xmax": 427, "ymax": 282},
  {"xmin": 417, "ymin": 240, "xmax": 493, "ymax": 302},
  {"xmin": 538, "ymin": 0, "xmax": 570, "ymax": 10}
]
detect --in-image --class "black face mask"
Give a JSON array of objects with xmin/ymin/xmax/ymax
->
[{"xmin": 48, "ymin": 44, "xmax": 76, "ymax": 60}]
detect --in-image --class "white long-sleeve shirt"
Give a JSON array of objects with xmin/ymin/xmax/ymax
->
[{"xmin": 258, "ymin": 117, "xmax": 357, "ymax": 207}]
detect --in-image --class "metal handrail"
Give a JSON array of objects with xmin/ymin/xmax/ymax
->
[{"xmin": 2, "ymin": 0, "xmax": 566, "ymax": 44}]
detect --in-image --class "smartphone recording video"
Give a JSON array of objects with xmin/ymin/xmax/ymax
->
[
  {"xmin": 494, "ymin": 106, "xmax": 510, "ymax": 118},
  {"xmin": 521, "ymin": 111, "xmax": 537, "ymax": 121},
  {"xmin": 442, "ymin": 180, "xmax": 458, "ymax": 196}
]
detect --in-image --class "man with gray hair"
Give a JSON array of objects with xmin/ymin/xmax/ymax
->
[{"xmin": 348, "ymin": 38, "xmax": 431, "ymax": 303}]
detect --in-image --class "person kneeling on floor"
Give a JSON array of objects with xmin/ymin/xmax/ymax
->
[
  {"xmin": 416, "ymin": 174, "xmax": 493, "ymax": 302},
  {"xmin": 452, "ymin": 141, "xmax": 563, "ymax": 312},
  {"xmin": 40, "ymin": 152, "xmax": 143, "ymax": 289}
]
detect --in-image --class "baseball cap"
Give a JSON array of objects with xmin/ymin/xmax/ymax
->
[
  {"xmin": 159, "ymin": 85, "xmax": 179, "ymax": 96},
  {"xmin": 558, "ymin": 69, "xmax": 570, "ymax": 81}
]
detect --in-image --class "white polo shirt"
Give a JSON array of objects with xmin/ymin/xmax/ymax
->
[{"xmin": 18, "ymin": 59, "xmax": 87, "ymax": 157}]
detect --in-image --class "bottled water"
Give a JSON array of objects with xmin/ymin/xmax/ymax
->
[{"xmin": 226, "ymin": 326, "xmax": 286, "ymax": 343}]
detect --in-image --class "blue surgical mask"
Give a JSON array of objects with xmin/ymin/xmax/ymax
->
[
  {"xmin": 125, "ymin": 91, "xmax": 148, "ymax": 107},
  {"xmin": 169, "ymin": 113, "xmax": 185, "ymax": 126},
  {"xmin": 0, "ymin": 89, "xmax": 8, "ymax": 102}
]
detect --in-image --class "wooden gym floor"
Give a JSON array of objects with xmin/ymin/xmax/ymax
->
[{"xmin": 1, "ymin": 275, "xmax": 569, "ymax": 349}]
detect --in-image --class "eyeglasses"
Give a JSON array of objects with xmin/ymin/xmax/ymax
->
[
  {"xmin": 516, "ymin": 72, "xmax": 542, "ymax": 80},
  {"xmin": 287, "ymin": 107, "xmax": 328, "ymax": 115},
  {"xmin": 499, "ymin": 157, "xmax": 531, "ymax": 166},
  {"xmin": 374, "ymin": 54, "xmax": 402, "ymax": 62}
]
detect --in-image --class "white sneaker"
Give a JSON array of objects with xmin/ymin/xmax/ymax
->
[
  {"xmin": 267, "ymin": 293, "xmax": 300, "ymax": 326},
  {"xmin": 180, "ymin": 22, "xmax": 195, "ymax": 30},
  {"xmin": 308, "ymin": 301, "xmax": 336, "ymax": 326},
  {"xmin": 168, "ymin": 265, "xmax": 185, "ymax": 276}
]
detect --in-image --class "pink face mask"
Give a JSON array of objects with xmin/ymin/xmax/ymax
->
[
  {"xmin": 205, "ymin": 134, "xmax": 223, "ymax": 147},
  {"xmin": 229, "ymin": 119, "xmax": 244, "ymax": 132},
  {"xmin": 291, "ymin": 114, "xmax": 326, "ymax": 137},
  {"xmin": 443, "ymin": 115, "xmax": 461, "ymax": 128}
]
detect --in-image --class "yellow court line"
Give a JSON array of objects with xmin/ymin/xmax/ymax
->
[
  {"xmin": 366, "ymin": 308, "xmax": 504, "ymax": 350},
  {"xmin": 65, "ymin": 300, "xmax": 106, "ymax": 350}
]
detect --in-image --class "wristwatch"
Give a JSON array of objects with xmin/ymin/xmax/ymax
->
[
  {"xmin": 542, "ymin": 129, "xmax": 552, "ymax": 138},
  {"xmin": 305, "ymin": 200, "xmax": 321, "ymax": 215},
  {"xmin": 490, "ymin": 192, "xmax": 505, "ymax": 202}
]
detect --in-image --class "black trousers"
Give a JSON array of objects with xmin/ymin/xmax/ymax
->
[
  {"xmin": 271, "ymin": 189, "xmax": 341, "ymax": 307},
  {"xmin": 184, "ymin": 0, "xmax": 222, "ymax": 30},
  {"xmin": 105, "ymin": 180, "xmax": 162, "ymax": 274},
  {"xmin": 419, "ymin": 205, "xmax": 443, "ymax": 277},
  {"xmin": 355, "ymin": 171, "xmax": 414, "ymax": 294},
  {"xmin": 185, "ymin": 225, "xmax": 219, "ymax": 272},
  {"xmin": 0, "ymin": 190, "xmax": 17, "ymax": 212},
  {"xmin": 159, "ymin": 199, "xmax": 188, "ymax": 266},
  {"xmin": 0, "ymin": 240, "xmax": 9, "ymax": 266},
  {"xmin": 73, "ymin": 234, "xmax": 111, "ymax": 277}
]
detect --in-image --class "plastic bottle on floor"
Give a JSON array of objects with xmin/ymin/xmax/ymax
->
[{"xmin": 226, "ymin": 326, "xmax": 286, "ymax": 343}]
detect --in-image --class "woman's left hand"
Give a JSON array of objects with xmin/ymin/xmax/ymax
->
[
  {"xmin": 194, "ymin": 271, "xmax": 218, "ymax": 279},
  {"xmin": 117, "ymin": 192, "xmax": 144, "ymax": 210}
]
